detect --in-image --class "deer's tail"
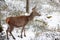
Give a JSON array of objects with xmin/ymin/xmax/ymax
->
[{"xmin": 6, "ymin": 18, "xmax": 10, "ymax": 24}]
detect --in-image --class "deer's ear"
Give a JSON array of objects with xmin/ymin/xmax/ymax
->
[{"xmin": 32, "ymin": 6, "xmax": 36, "ymax": 10}]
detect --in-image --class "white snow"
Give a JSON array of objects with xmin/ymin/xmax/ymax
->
[
  {"xmin": 36, "ymin": 32, "xmax": 60, "ymax": 40},
  {"xmin": 5, "ymin": 0, "xmax": 26, "ymax": 11}
]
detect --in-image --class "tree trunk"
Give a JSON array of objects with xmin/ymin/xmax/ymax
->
[
  {"xmin": 0, "ymin": 10, "xmax": 3, "ymax": 33},
  {"xmin": 0, "ymin": 9, "xmax": 1, "ymax": 27},
  {"xmin": 26, "ymin": 0, "xmax": 29, "ymax": 13}
]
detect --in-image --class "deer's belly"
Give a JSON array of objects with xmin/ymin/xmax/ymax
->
[
  {"xmin": 15, "ymin": 23, "xmax": 24, "ymax": 27},
  {"xmin": 14, "ymin": 21, "xmax": 27, "ymax": 27}
]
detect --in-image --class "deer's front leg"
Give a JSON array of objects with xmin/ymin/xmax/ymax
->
[
  {"xmin": 21, "ymin": 27, "xmax": 24, "ymax": 38},
  {"xmin": 24, "ymin": 27, "xmax": 26, "ymax": 37},
  {"xmin": 9, "ymin": 26, "xmax": 15, "ymax": 39}
]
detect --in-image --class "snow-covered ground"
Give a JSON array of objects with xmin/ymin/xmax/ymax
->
[
  {"xmin": 1, "ymin": 0, "xmax": 60, "ymax": 40},
  {"xmin": 2, "ymin": 24, "xmax": 60, "ymax": 40}
]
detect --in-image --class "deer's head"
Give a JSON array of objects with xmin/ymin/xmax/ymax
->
[{"xmin": 32, "ymin": 6, "xmax": 41, "ymax": 16}]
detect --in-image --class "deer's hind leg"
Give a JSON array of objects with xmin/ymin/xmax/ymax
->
[
  {"xmin": 7, "ymin": 25, "xmax": 15, "ymax": 39},
  {"xmin": 9, "ymin": 26, "xmax": 15, "ymax": 39},
  {"xmin": 6, "ymin": 27, "xmax": 9, "ymax": 40}
]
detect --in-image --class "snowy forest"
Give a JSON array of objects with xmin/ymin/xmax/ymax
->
[{"xmin": 0, "ymin": 0, "xmax": 60, "ymax": 40}]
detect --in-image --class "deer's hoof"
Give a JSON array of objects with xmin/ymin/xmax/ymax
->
[
  {"xmin": 24, "ymin": 35, "xmax": 26, "ymax": 37},
  {"xmin": 13, "ymin": 37, "xmax": 15, "ymax": 39},
  {"xmin": 18, "ymin": 35, "xmax": 20, "ymax": 37},
  {"xmin": 21, "ymin": 36, "xmax": 23, "ymax": 38},
  {"xmin": 13, "ymin": 38, "xmax": 15, "ymax": 39}
]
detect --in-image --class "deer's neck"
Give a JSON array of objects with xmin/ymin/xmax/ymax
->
[{"xmin": 28, "ymin": 12, "xmax": 35, "ymax": 21}]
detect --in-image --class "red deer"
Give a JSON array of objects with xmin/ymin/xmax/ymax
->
[{"xmin": 6, "ymin": 6, "xmax": 40, "ymax": 40}]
